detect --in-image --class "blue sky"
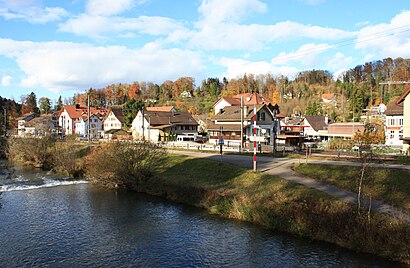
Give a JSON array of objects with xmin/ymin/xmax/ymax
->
[{"xmin": 0, "ymin": 0, "xmax": 409, "ymax": 104}]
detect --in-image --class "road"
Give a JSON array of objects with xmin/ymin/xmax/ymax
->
[{"xmin": 168, "ymin": 150, "xmax": 410, "ymax": 222}]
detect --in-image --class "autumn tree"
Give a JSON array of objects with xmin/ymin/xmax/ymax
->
[{"xmin": 21, "ymin": 92, "xmax": 40, "ymax": 114}]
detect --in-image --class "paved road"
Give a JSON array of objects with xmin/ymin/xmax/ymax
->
[{"xmin": 168, "ymin": 150, "xmax": 410, "ymax": 222}]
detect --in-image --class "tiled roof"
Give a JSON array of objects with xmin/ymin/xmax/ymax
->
[
  {"xmin": 207, "ymin": 122, "xmax": 242, "ymax": 131},
  {"xmin": 385, "ymin": 97, "xmax": 403, "ymax": 116},
  {"xmin": 146, "ymin": 106, "xmax": 175, "ymax": 112},
  {"xmin": 212, "ymin": 104, "xmax": 267, "ymax": 122},
  {"xmin": 63, "ymin": 105, "xmax": 107, "ymax": 120},
  {"xmin": 304, "ymin": 115, "xmax": 329, "ymax": 131},
  {"xmin": 234, "ymin": 93, "xmax": 273, "ymax": 105},
  {"xmin": 111, "ymin": 108, "xmax": 124, "ymax": 123},
  {"xmin": 145, "ymin": 111, "xmax": 197, "ymax": 126},
  {"xmin": 321, "ymin": 93, "xmax": 335, "ymax": 100},
  {"xmin": 397, "ymin": 87, "xmax": 410, "ymax": 104}
]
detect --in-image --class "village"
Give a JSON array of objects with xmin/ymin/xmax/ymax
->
[{"xmin": 14, "ymin": 89, "xmax": 410, "ymax": 156}]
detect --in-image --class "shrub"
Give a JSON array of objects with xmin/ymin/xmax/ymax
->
[
  {"xmin": 85, "ymin": 142, "xmax": 166, "ymax": 189},
  {"xmin": 7, "ymin": 137, "xmax": 55, "ymax": 169}
]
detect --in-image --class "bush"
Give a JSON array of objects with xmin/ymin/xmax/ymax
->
[
  {"xmin": 51, "ymin": 140, "xmax": 88, "ymax": 178},
  {"xmin": 7, "ymin": 137, "xmax": 55, "ymax": 169},
  {"xmin": 85, "ymin": 142, "xmax": 166, "ymax": 189}
]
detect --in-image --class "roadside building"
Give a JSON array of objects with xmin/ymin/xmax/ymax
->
[
  {"xmin": 103, "ymin": 108, "xmax": 124, "ymax": 133},
  {"xmin": 17, "ymin": 113, "xmax": 39, "ymax": 136},
  {"xmin": 75, "ymin": 113, "xmax": 103, "ymax": 139},
  {"xmin": 397, "ymin": 88, "xmax": 410, "ymax": 153},
  {"xmin": 302, "ymin": 115, "xmax": 330, "ymax": 141},
  {"xmin": 19, "ymin": 114, "xmax": 58, "ymax": 137},
  {"xmin": 59, "ymin": 104, "xmax": 107, "ymax": 136},
  {"xmin": 384, "ymin": 97, "xmax": 404, "ymax": 147},
  {"xmin": 131, "ymin": 109, "xmax": 198, "ymax": 141}
]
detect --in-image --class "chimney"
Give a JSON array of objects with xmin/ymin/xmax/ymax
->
[{"xmin": 325, "ymin": 114, "xmax": 329, "ymax": 124}]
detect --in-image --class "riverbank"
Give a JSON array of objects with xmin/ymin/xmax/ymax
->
[{"xmin": 131, "ymin": 154, "xmax": 409, "ymax": 265}]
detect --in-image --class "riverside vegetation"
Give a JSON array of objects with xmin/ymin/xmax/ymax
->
[{"xmin": 5, "ymin": 138, "xmax": 410, "ymax": 264}]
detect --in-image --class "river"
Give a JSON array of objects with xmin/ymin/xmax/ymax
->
[{"xmin": 0, "ymin": 165, "xmax": 404, "ymax": 267}]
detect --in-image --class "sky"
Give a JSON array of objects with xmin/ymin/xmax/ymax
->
[{"xmin": 0, "ymin": 0, "xmax": 409, "ymax": 104}]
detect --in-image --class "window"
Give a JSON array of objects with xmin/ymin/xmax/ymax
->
[
  {"xmin": 257, "ymin": 112, "xmax": 266, "ymax": 121},
  {"xmin": 399, "ymin": 118, "xmax": 404, "ymax": 125},
  {"xmin": 390, "ymin": 130, "xmax": 395, "ymax": 139},
  {"xmin": 390, "ymin": 118, "xmax": 395, "ymax": 126}
]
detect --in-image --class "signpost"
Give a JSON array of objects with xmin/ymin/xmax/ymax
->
[
  {"xmin": 253, "ymin": 105, "xmax": 257, "ymax": 172},
  {"xmin": 219, "ymin": 126, "xmax": 224, "ymax": 162}
]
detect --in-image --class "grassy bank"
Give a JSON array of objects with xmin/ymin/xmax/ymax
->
[
  {"xmin": 133, "ymin": 154, "xmax": 409, "ymax": 264},
  {"xmin": 294, "ymin": 163, "xmax": 410, "ymax": 212}
]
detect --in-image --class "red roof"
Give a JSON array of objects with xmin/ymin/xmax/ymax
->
[
  {"xmin": 63, "ymin": 105, "xmax": 107, "ymax": 120},
  {"xmin": 321, "ymin": 93, "xmax": 335, "ymax": 100},
  {"xmin": 397, "ymin": 88, "xmax": 410, "ymax": 104},
  {"xmin": 146, "ymin": 106, "xmax": 175, "ymax": 112},
  {"xmin": 233, "ymin": 93, "xmax": 273, "ymax": 105}
]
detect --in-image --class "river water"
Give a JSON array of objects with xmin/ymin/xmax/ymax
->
[{"xmin": 0, "ymin": 165, "xmax": 404, "ymax": 267}]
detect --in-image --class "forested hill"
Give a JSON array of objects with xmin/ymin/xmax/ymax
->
[{"xmin": 2, "ymin": 57, "xmax": 410, "ymax": 124}]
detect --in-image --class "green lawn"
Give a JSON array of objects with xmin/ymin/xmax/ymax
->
[{"xmin": 294, "ymin": 163, "xmax": 410, "ymax": 211}]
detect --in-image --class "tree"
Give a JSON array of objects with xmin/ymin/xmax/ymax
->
[
  {"xmin": 39, "ymin": 97, "xmax": 51, "ymax": 114},
  {"xmin": 21, "ymin": 92, "xmax": 40, "ymax": 114},
  {"xmin": 54, "ymin": 96, "xmax": 63, "ymax": 112},
  {"xmin": 123, "ymin": 98, "xmax": 144, "ymax": 127}
]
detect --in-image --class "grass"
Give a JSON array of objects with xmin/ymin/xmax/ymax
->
[
  {"xmin": 294, "ymin": 163, "xmax": 410, "ymax": 212},
  {"xmin": 132, "ymin": 154, "xmax": 410, "ymax": 264}
]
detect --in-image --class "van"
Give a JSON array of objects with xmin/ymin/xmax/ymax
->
[{"xmin": 176, "ymin": 135, "xmax": 196, "ymax": 142}]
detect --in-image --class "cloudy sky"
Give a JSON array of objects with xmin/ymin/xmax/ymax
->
[{"xmin": 0, "ymin": 0, "xmax": 409, "ymax": 102}]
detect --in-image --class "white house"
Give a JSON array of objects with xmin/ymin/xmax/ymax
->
[
  {"xmin": 103, "ymin": 108, "xmax": 124, "ymax": 132},
  {"xmin": 302, "ymin": 115, "xmax": 330, "ymax": 141},
  {"xmin": 75, "ymin": 114, "xmax": 103, "ymax": 139},
  {"xmin": 131, "ymin": 109, "xmax": 198, "ymax": 141},
  {"xmin": 59, "ymin": 104, "xmax": 107, "ymax": 136},
  {"xmin": 384, "ymin": 98, "xmax": 403, "ymax": 147},
  {"xmin": 17, "ymin": 113, "xmax": 39, "ymax": 136},
  {"xmin": 213, "ymin": 98, "xmax": 241, "ymax": 115},
  {"xmin": 397, "ymin": 88, "xmax": 410, "ymax": 153}
]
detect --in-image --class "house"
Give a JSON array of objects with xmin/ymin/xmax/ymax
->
[
  {"xmin": 321, "ymin": 93, "xmax": 336, "ymax": 104},
  {"xmin": 19, "ymin": 114, "xmax": 58, "ymax": 137},
  {"xmin": 397, "ymin": 88, "xmax": 410, "ymax": 153},
  {"xmin": 278, "ymin": 115, "xmax": 304, "ymax": 146},
  {"xmin": 59, "ymin": 104, "xmax": 107, "ymax": 136},
  {"xmin": 302, "ymin": 115, "xmax": 330, "ymax": 140},
  {"xmin": 17, "ymin": 113, "xmax": 39, "ymax": 136},
  {"xmin": 75, "ymin": 113, "xmax": 103, "ymax": 139},
  {"xmin": 131, "ymin": 109, "xmax": 198, "ymax": 141},
  {"xmin": 384, "ymin": 97, "xmax": 403, "ymax": 147},
  {"xmin": 103, "ymin": 108, "xmax": 124, "ymax": 132},
  {"xmin": 213, "ymin": 98, "xmax": 241, "ymax": 115},
  {"xmin": 208, "ymin": 104, "xmax": 277, "ymax": 145}
]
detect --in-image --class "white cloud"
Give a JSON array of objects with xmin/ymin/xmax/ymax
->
[
  {"xmin": 219, "ymin": 57, "xmax": 298, "ymax": 79},
  {"xmin": 189, "ymin": 21, "xmax": 356, "ymax": 51},
  {"xmin": 272, "ymin": 43, "xmax": 333, "ymax": 66},
  {"xmin": 60, "ymin": 14, "xmax": 187, "ymax": 38},
  {"xmin": 198, "ymin": 0, "xmax": 267, "ymax": 26},
  {"xmin": 326, "ymin": 52, "xmax": 353, "ymax": 79},
  {"xmin": 1, "ymin": 75, "xmax": 12, "ymax": 86},
  {"xmin": 0, "ymin": 0, "xmax": 68, "ymax": 24},
  {"xmin": 0, "ymin": 38, "xmax": 204, "ymax": 92},
  {"xmin": 86, "ymin": 0, "xmax": 144, "ymax": 16},
  {"xmin": 355, "ymin": 10, "xmax": 410, "ymax": 58}
]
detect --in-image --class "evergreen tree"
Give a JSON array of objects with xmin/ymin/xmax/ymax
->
[
  {"xmin": 54, "ymin": 96, "xmax": 63, "ymax": 112},
  {"xmin": 123, "ymin": 98, "xmax": 144, "ymax": 127},
  {"xmin": 39, "ymin": 97, "xmax": 51, "ymax": 114}
]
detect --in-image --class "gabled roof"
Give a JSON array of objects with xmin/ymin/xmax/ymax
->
[
  {"xmin": 63, "ymin": 105, "xmax": 107, "ymax": 120},
  {"xmin": 111, "ymin": 108, "xmax": 124, "ymax": 123},
  {"xmin": 234, "ymin": 93, "xmax": 273, "ymax": 105},
  {"xmin": 303, "ymin": 115, "xmax": 329, "ymax": 132},
  {"xmin": 397, "ymin": 88, "xmax": 410, "ymax": 104},
  {"xmin": 16, "ymin": 113, "xmax": 39, "ymax": 121},
  {"xmin": 207, "ymin": 122, "xmax": 242, "ymax": 131},
  {"xmin": 385, "ymin": 97, "xmax": 403, "ymax": 116},
  {"xmin": 146, "ymin": 106, "xmax": 175, "ymax": 112},
  {"xmin": 144, "ymin": 111, "xmax": 197, "ymax": 126},
  {"xmin": 212, "ymin": 104, "xmax": 271, "ymax": 122}
]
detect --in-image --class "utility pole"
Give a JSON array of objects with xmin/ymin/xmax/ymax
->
[
  {"xmin": 240, "ymin": 96, "xmax": 244, "ymax": 153},
  {"xmin": 253, "ymin": 105, "xmax": 257, "ymax": 172},
  {"xmin": 141, "ymin": 106, "xmax": 145, "ymax": 141},
  {"xmin": 87, "ymin": 91, "xmax": 91, "ymax": 143}
]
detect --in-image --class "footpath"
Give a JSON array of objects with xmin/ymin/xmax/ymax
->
[{"xmin": 168, "ymin": 150, "xmax": 410, "ymax": 223}]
